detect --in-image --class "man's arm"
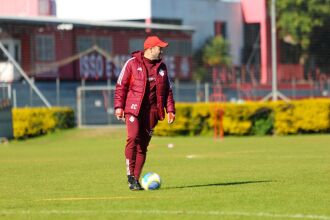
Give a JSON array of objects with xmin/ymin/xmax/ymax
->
[
  {"xmin": 165, "ymin": 76, "xmax": 175, "ymax": 124},
  {"xmin": 114, "ymin": 58, "xmax": 134, "ymax": 120}
]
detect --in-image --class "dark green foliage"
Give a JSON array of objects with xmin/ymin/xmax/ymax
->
[{"xmin": 250, "ymin": 108, "xmax": 273, "ymax": 135}]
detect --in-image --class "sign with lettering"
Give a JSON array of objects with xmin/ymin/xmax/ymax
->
[{"xmin": 79, "ymin": 52, "xmax": 191, "ymax": 80}]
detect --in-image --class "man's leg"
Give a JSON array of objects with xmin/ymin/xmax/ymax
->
[
  {"xmin": 134, "ymin": 133, "xmax": 151, "ymax": 180},
  {"xmin": 125, "ymin": 114, "xmax": 139, "ymax": 177},
  {"xmin": 125, "ymin": 114, "xmax": 144, "ymax": 190},
  {"xmin": 134, "ymin": 109, "xmax": 159, "ymax": 180}
]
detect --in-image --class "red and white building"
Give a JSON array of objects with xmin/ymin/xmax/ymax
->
[
  {"xmin": 58, "ymin": 0, "xmax": 305, "ymax": 85},
  {"xmin": 0, "ymin": 0, "xmax": 194, "ymax": 82},
  {"xmin": 0, "ymin": 0, "xmax": 304, "ymax": 84}
]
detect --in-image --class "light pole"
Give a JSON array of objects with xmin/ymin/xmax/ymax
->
[
  {"xmin": 262, "ymin": 0, "xmax": 289, "ymax": 102},
  {"xmin": 271, "ymin": 0, "xmax": 278, "ymax": 101}
]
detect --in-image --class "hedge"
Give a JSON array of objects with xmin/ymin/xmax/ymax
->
[
  {"xmin": 154, "ymin": 99, "xmax": 330, "ymax": 136},
  {"xmin": 12, "ymin": 107, "xmax": 74, "ymax": 139}
]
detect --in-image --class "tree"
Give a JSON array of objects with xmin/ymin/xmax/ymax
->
[
  {"xmin": 202, "ymin": 36, "xmax": 231, "ymax": 67},
  {"xmin": 202, "ymin": 36, "xmax": 232, "ymax": 101},
  {"xmin": 276, "ymin": 0, "xmax": 330, "ymax": 63}
]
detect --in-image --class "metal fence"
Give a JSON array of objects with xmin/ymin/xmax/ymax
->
[
  {"xmin": 0, "ymin": 84, "xmax": 13, "ymax": 140},
  {"xmin": 6, "ymin": 78, "xmax": 330, "ymax": 106},
  {"xmin": 0, "ymin": 78, "xmax": 329, "ymax": 127}
]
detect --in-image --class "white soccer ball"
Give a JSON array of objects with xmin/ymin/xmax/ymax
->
[{"xmin": 141, "ymin": 172, "xmax": 161, "ymax": 190}]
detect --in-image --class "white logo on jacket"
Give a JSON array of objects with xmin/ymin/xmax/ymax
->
[
  {"xmin": 130, "ymin": 104, "xmax": 138, "ymax": 109},
  {"xmin": 137, "ymin": 67, "xmax": 142, "ymax": 71},
  {"xmin": 129, "ymin": 116, "xmax": 135, "ymax": 122},
  {"xmin": 159, "ymin": 70, "xmax": 165, "ymax": 77}
]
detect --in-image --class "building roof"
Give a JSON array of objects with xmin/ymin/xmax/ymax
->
[{"xmin": 0, "ymin": 15, "xmax": 194, "ymax": 32}]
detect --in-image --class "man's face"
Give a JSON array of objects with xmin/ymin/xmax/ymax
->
[{"xmin": 150, "ymin": 46, "xmax": 163, "ymax": 60}]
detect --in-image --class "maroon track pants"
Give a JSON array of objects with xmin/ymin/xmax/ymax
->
[{"xmin": 125, "ymin": 108, "xmax": 158, "ymax": 180}]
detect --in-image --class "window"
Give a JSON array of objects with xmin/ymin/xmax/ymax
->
[
  {"xmin": 242, "ymin": 23, "xmax": 260, "ymax": 64},
  {"xmin": 96, "ymin": 37, "xmax": 112, "ymax": 52},
  {"xmin": 129, "ymin": 38, "xmax": 144, "ymax": 53},
  {"xmin": 35, "ymin": 35, "xmax": 55, "ymax": 61},
  {"xmin": 214, "ymin": 21, "xmax": 227, "ymax": 38},
  {"xmin": 0, "ymin": 44, "xmax": 9, "ymax": 61},
  {"xmin": 164, "ymin": 39, "xmax": 192, "ymax": 56},
  {"xmin": 77, "ymin": 36, "xmax": 112, "ymax": 53}
]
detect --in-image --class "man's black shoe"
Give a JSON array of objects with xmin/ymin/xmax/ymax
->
[{"xmin": 127, "ymin": 175, "xmax": 143, "ymax": 191}]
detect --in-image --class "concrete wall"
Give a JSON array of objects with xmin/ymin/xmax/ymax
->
[
  {"xmin": 0, "ymin": 0, "xmax": 39, "ymax": 16},
  {"xmin": 152, "ymin": 0, "xmax": 243, "ymax": 65}
]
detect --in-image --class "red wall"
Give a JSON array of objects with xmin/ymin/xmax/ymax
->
[{"xmin": 17, "ymin": 26, "xmax": 192, "ymax": 81}]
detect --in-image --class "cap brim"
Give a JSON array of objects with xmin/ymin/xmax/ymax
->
[{"xmin": 158, "ymin": 41, "xmax": 168, "ymax": 48}]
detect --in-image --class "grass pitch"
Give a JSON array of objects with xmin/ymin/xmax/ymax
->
[{"xmin": 0, "ymin": 128, "xmax": 329, "ymax": 220}]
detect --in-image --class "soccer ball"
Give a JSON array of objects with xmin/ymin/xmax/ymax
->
[{"xmin": 141, "ymin": 172, "xmax": 161, "ymax": 190}]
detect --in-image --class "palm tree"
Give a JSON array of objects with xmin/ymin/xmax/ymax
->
[
  {"xmin": 202, "ymin": 36, "xmax": 232, "ymax": 101},
  {"xmin": 203, "ymin": 36, "xmax": 231, "ymax": 67}
]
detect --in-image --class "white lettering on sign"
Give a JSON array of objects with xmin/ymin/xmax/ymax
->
[
  {"xmin": 96, "ymin": 54, "xmax": 103, "ymax": 79},
  {"xmin": 80, "ymin": 55, "xmax": 89, "ymax": 78},
  {"xmin": 79, "ymin": 53, "xmax": 104, "ymax": 79},
  {"xmin": 79, "ymin": 53, "xmax": 190, "ymax": 80}
]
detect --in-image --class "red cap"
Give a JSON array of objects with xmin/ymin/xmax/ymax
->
[{"xmin": 143, "ymin": 36, "xmax": 168, "ymax": 50}]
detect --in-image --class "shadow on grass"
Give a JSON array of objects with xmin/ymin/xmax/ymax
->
[{"xmin": 163, "ymin": 180, "xmax": 273, "ymax": 190}]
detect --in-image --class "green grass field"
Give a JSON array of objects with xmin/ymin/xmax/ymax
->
[{"xmin": 0, "ymin": 128, "xmax": 329, "ymax": 220}]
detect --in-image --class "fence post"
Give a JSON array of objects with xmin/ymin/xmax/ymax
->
[
  {"xmin": 30, "ymin": 77, "xmax": 34, "ymax": 106},
  {"xmin": 13, "ymin": 89, "xmax": 17, "ymax": 108},
  {"xmin": 8, "ymin": 84, "xmax": 11, "ymax": 100},
  {"xmin": 56, "ymin": 77, "xmax": 60, "ymax": 106},
  {"xmin": 236, "ymin": 77, "xmax": 241, "ymax": 101},
  {"xmin": 291, "ymin": 78, "xmax": 296, "ymax": 99},
  {"xmin": 310, "ymin": 80, "xmax": 314, "ymax": 98},
  {"xmin": 175, "ymin": 78, "xmax": 179, "ymax": 102},
  {"xmin": 205, "ymin": 83, "xmax": 209, "ymax": 103},
  {"xmin": 76, "ymin": 87, "xmax": 82, "ymax": 128},
  {"xmin": 196, "ymin": 79, "xmax": 201, "ymax": 102}
]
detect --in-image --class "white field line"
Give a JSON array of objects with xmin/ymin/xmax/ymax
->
[
  {"xmin": 0, "ymin": 209, "xmax": 329, "ymax": 220},
  {"xmin": 38, "ymin": 196, "xmax": 139, "ymax": 201}
]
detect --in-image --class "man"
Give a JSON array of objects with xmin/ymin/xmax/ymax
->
[{"xmin": 114, "ymin": 35, "xmax": 175, "ymax": 191}]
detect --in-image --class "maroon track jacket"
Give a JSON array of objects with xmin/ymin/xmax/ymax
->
[{"xmin": 114, "ymin": 51, "xmax": 175, "ymax": 120}]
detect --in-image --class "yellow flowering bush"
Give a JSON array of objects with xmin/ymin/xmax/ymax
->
[
  {"xmin": 154, "ymin": 99, "xmax": 330, "ymax": 136},
  {"xmin": 12, "ymin": 107, "xmax": 74, "ymax": 139}
]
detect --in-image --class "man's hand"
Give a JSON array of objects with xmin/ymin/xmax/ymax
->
[
  {"xmin": 115, "ymin": 108, "xmax": 125, "ymax": 121},
  {"xmin": 167, "ymin": 112, "xmax": 175, "ymax": 124}
]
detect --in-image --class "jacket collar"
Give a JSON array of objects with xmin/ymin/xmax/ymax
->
[{"xmin": 131, "ymin": 51, "xmax": 164, "ymax": 69}]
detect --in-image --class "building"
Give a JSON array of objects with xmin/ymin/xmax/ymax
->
[
  {"xmin": 57, "ymin": 0, "xmax": 304, "ymax": 85},
  {"xmin": 0, "ymin": 15, "xmax": 193, "ymax": 81},
  {"xmin": 0, "ymin": 0, "xmax": 305, "ymax": 85},
  {"xmin": 57, "ymin": 0, "xmax": 243, "ymax": 66}
]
